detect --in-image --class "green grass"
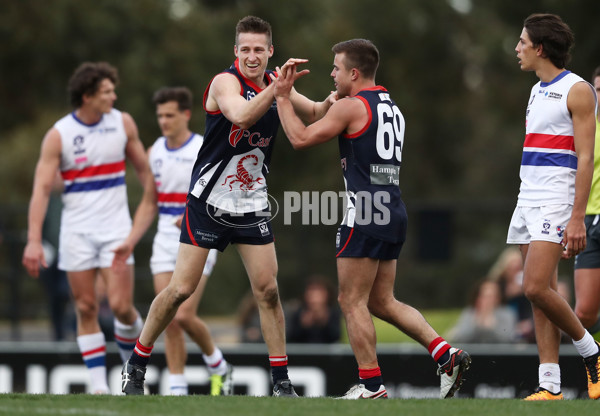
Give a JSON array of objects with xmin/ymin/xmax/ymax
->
[
  {"xmin": 340, "ymin": 309, "xmax": 462, "ymax": 343},
  {"xmin": 0, "ymin": 394, "xmax": 598, "ymax": 416}
]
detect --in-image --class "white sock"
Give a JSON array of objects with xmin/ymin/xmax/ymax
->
[
  {"xmin": 539, "ymin": 363, "xmax": 561, "ymax": 394},
  {"xmin": 203, "ymin": 347, "xmax": 227, "ymax": 375},
  {"xmin": 114, "ymin": 314, "xmax": 143, "ymax": 363},
  {"xmin": 168, "ymin": 373, "xmax": 188, "ymax": 396},
  {"xmin": 77, "ymin": 332, "xmax": 109, "ymax": 393},
  {"xmin": 572, "ymin": 331, "xmax": 599, "ymax": 358}
]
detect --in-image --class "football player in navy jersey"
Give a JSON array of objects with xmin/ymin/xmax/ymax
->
[
  {"xmin": 121, "ymin": 16, "xmax": 335, "ymax": 397},
  {"xmin": 273, "ymin": 39, "xmax": 470, "ymax": 399}
]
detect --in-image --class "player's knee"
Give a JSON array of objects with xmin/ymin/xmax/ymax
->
[
  {"xmin": 109, "ymin": 301, "xmax": 132, "ymax": 321},
  {"xmin": 166, "ymin": 319, "xmax": 183, "ymax": 335},
  {"xmin": 522, "ymin": 282, "xmax": 542, "ymax": 304},
  {"xmin": 367, "ymin": 298, "xmax": 388, "ymax": 319},
  {"xmin": 255, "ymin": 285, "xmax": 280, "ymax": 309},
  {"xmin": 173, "ymin": 309, "xmax": 194, "ymax": 328},
  {"xmin": 166, "ymin": 283, "xmax": 194, "ymax": 306},
  {"xmin": 337, "ymin": 292, "xmax": 354, "ymax": 312},
  {"xmin": 575, "ymin": 307, "xmax": 597, "ymax": 329},
  {"xmin": 74, "ymin": 298, "xmax": 98, "ymax": 320}
]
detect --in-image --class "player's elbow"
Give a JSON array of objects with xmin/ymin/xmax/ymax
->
[{"xmin": 287, "ymin": 135, "xmax": 311, "ymax": 150}]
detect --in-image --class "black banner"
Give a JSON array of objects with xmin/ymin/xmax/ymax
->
[{"xmin": 0, "ymin": 342, "xmax": 589, "ymax": 398}]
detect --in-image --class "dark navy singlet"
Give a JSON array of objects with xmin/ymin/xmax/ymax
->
[
  {"xmin": 189, "ymin": 59, "xmax": 279, "ymax": 214},
  {"xmin": 338, "ymin": 86, "xmax": 407, "ymax": 244}
]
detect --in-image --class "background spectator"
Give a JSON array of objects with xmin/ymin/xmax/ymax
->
[
  {"xmin": 488, "ymin": 247, "xmax": 534, "ymax": 342},
  {"xmin": 448, "ymin": 279, "xmax": 517, "ymax": 343},
  {"xmin": 286, "ymin": 276, "xmax": 341, "ymax": 344}
]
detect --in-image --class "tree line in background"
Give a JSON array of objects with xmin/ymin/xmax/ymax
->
[{"xmin": 1, "ymin": 0, "xmax": 599, "ymax": 318}]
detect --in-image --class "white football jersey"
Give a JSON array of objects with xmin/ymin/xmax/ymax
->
[
  {"xmin": 518, "ymin": 71, "xmax": 591, "ymax": 207},
  {"xmin": 57, "ymin": 109, "xmax": 132, "ymax": 232},
  {"xmin": 149, "ymin": 133, "xmax": 204, "ymax": 235}
]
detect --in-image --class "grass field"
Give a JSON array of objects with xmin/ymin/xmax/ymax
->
[{"xmin": 0, "ymin": 394, "xmax": 598, "ymax": 416}]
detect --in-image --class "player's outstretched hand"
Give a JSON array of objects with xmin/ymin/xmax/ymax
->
[{"xmin": 272, "ymin": 58, "xmax": 310, "ymax": 98}]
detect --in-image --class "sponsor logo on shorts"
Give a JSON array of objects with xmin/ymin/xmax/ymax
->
[
  {"xmin": 194, "ymin": 230, "xmax": 219, "ymax": 243},
  {"xmin": 556, "ymin": 225, "xmax": 565, "ymax": 238}
]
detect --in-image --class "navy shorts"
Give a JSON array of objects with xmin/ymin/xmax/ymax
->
[
  {"xmin": 180, "ymin": 195, "xmax": 274, "ymax": 251},
  {"xmin": 335, "ymin": 225, "xmax": 403, "ymax": 260},
  {"xmin": 575, "ymin": 214, "xmax": 600, "ymax": 269}
]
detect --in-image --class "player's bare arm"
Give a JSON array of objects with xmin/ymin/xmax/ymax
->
[
  {"xmin": 22, "ymin": 128, "xmax": 62, "ymax": 278},
  {"xmin": 563, "ymin": 81, "xmax": 597, "ymax": 257},
  {"xmin": 276, "ymin": 94, "xmax": 364, "ymax": 150},
  {"xmin": 206, "ymin": 73, "xmax": 277, "ymax": 129},
  {"xmin": 123, "ymin": 112, "xmax": 149, "ymax": 186},
  {"xmin": 112, "ymin": 147, "xmax": 158, "ymax": 270}
]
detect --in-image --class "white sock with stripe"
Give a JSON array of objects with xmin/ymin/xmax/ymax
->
[
  {"xmin": 114, "ymin": 314, "xmax": 143, "ymax": 363},
  {"xmin": 77, "ymin": 332, "xmax": 109, "ymax": 393},
  {"xmin": 168, "ymin": 373, "xmax": 188, "ymax": 396},
  {"xmin": 203, "ymin": 347, "xmax": 227, "ymax": 375}
]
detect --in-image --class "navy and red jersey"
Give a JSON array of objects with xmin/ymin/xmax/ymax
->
[
  {"xmin": 338, "ymin": 86, "xmax": 407, "ymax": 244},
  {"xmin": 188, "ymin": 59, "xmax": 279, "ymax": 213}
]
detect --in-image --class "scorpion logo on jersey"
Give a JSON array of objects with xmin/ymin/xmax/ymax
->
[{"xmin": 222, "ymin": 154, "xmax": 264, "ymax": 191}]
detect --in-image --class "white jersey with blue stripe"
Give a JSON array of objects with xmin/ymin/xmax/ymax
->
[
  {"xmin": 149, "ymin": 133, "xmax": 204, "ymax": 235},
  {"xmin": 518, "ymin": 71, "xmax": 587, "ymax": 207},
  {"xmin": 56, "ymin": 109, "xmax": 132, "ymax": 232}
]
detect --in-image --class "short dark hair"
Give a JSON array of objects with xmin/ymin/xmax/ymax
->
[
  {"xmin": 331, "ymin": 39, "xmax": 379, "ymax": 79},
  {"xmin": 235, "ymin": 15, "xmax": 272, "ymax": 46},
  {"xmin": 593, "ymin": 66, "xmax": 600, "ymax": 82},
  {"xmin": 524, "ymin": 13, "xmax": 574, "ymax": 69},
  {"xmin": 68, "ymin": 62, "xmax": 118, "ymax": 108},
  {"xmin": 152, "ymin": 86, "xmax": 193, "ymax": 111}
]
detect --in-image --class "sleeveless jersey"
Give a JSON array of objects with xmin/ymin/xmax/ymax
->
[
  {"xmin": 586, "ymin": 119, "xmax": 600, "ymax": 214},
  {"xmin": 518, "ymin": 71, "xmax": 588, "ymax": 207},
  {"xmin": 189, "ymin": 59, "xmax": 279, "ymax": 214},
  {"xmin": 339, "ymin": 86, "xmax": 406, "ymax": 243},
  {"xmin": 149, "ymin": 133, "xmax": 204, "ymax": 235},
  {"xmin": 56, "ymin": 109, "xmax": 131, "ymax": 232}
]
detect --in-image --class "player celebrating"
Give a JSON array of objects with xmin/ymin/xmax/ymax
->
[
  {"xmin": 113, "ymin": 87, "xmax": 233, "ymax": 396},
  {"xmin": 121, "ymin": 16, "xmax": 335, "ymax": 396},
  {"xmin": 273, "ymin": 39, "xmax": 471, "ymax": 399}
]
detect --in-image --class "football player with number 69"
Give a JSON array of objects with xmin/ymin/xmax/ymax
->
[{"xmin": 273, "ymin": 38, "xmax": 471, "ymax": 399}]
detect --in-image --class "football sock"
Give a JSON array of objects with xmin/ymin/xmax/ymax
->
[
  {"xmin": 359, "ymin": 367, "xmax": 383, "ymax": 392},
  {"xmin": 168, "ymin": 373, "xmax": 188, "ymax": 396},
  {"xmin": 203, "ymin": 347, "xmax": 227, "ymax": 375},
  {"xmin": 269, "ymin": 355, "xmax": 289, "ymax": 384},
  {"xmin": 114, "ymin": 314, "xmax": 143, "ymax": 363},
  {"xmin": 77, "ymin": 332, "xmax": 109, "ymax": 393},
  {"xmin": 428, "ymin": 336, "xmax": 451, "ymax": 365},
  {"xmin": 572, "ymin": 331, "xmax": 599, "ymax": 358},
  {"xmin": 129, "ymin": 339, "xmax": 153, "ymax": 367},
  {"xmin": 539, "ymin": 363, "xmax": 561, "ymax": 394}
]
